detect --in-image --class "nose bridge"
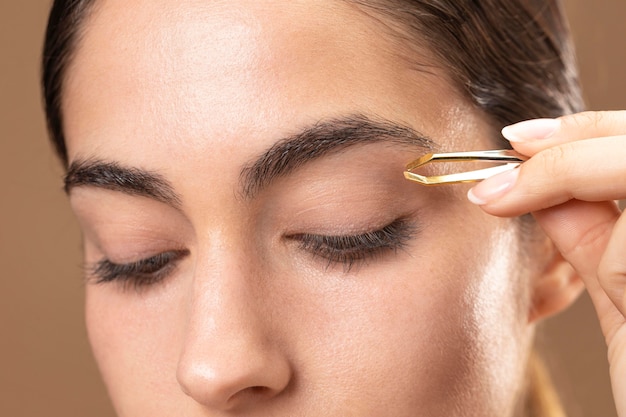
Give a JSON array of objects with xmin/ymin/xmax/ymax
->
[{"xmin": 176, "ymin": 238, "xmax": 291, "ymax": 409}]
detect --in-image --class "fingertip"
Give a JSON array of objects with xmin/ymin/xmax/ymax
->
[
  {"xmin": 502, "ymin": 118, "xmax": 561, "ymax": 142},
  {"xmin": 466, "ymin": 168, "xmax": 519, "ymax": 206},
  {"xmin": 467, "ymin": 187, "xmax": 486, "ymax": 206}
]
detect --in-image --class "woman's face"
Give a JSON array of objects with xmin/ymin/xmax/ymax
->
[{"xmin": 64, "ymin": 0, "xmax": 539, "ymax": 415}]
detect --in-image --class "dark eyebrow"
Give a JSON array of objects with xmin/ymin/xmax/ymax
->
[
  {"xmin": 64, "ymin": 159, "xmax": 182, "ymax": 207},
  {"xmin": 240, "ymin": 114, "xmax": 435, "ymax": 198},
  {"xmin": 64, "ymin": 114, "xmax": 434, "ymax": 206}
]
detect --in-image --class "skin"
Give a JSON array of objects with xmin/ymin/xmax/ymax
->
[{"xmin": 62, "ymin": 0, "xmax": 586, "ymax": 416}]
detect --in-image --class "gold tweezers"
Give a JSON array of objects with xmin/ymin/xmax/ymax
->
[{"xmin": 404, "ymin": 149, "xmax": 526, "ymax": 185}]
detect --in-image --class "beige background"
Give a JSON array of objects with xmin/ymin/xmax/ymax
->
[{"xmin": 1, "ymin": 1, "xmax": 624, "ymax": 416}]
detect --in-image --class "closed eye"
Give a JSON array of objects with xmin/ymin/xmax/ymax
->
[
  {"xmin": 88, "ymin": 249, "xmax": 190, "ymax": 290},
  {"xmin": 286, "ymin": 218, "xmax": 416, "ymax": 272}
]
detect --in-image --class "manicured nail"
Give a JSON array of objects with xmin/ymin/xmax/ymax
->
[
  {"xmin": 467, "ymin": 168, "xmax": 519, "ymax": 205},
  {"xmin": 501, "ymin": 118, "xmax": 560, "ymax": 142}
]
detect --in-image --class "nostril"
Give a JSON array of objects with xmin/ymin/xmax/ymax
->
[
  {"xmin": 225, "ymin": 385, "xmax": 274, "ymax": 407},
  {"xmin": 240, "ymin": 385, "xmax": 273, "ymax": 398}
]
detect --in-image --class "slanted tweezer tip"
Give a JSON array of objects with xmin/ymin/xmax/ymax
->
[{"xmin": 404, "ymin": 149, "xmax": 525, "ymax": 186}]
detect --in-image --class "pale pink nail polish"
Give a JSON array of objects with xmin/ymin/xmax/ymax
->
[
  {"xmin": 501, "ymin": 118, "xmax": 560, "ymax": 142},
  {"xmin": 467, "ymin": 168, "xmax": 519, "ymax": 205}
]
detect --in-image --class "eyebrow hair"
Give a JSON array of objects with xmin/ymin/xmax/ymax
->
[
  {"xmin": 64, "ymin": 159, "xmax": 182, "ymax": 207},
  {"xmin": 64, "ymin": 114, "xmax": 435, "ymax": 206},
  {"xmin": 240, "ymin": 114, "xmax": 435, "ymax": 198}
]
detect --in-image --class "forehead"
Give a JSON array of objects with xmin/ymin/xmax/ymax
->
[{"xmin": 63, "ymin": 0, "xmax": 475, "ymax": 165}]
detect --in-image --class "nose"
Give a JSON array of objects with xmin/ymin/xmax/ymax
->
[{"xmin": 176, "ymin": 254, "xmax": 292, "ymax": 410}]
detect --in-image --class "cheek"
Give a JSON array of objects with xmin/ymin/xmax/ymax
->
[
  {"xmin": 85, "ymin": 284, "xmax": 188, "ymax": 415},
  {"xmin": 283, "ymin": 216, "xmax": 531, "ymax": 414},
  {"xmin": 437, "ymin": 216, "xmax": 532, "ymax": 411},
  {"xmin": 481, "ymin": 226, "xmax": 535, "ymax": 384}
]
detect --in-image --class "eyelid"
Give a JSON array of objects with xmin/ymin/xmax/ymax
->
[
  {"xmin": 287, "ymin": 218, "xmax": 416, "ymax": 272},
  {"xmin": 88, "ymin": 249, "xmax": 190, "ymax": 289}
]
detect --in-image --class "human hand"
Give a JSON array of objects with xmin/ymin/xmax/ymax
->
[{"xmin": 467, "ymin": 111, "xmax": 626, "ymax": 416}]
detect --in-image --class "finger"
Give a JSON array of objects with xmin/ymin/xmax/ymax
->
[
  {"xmin": 502, "ymin": 110, "xmax": 626, "ymax": 156},
  {"xmin": 598, "ymin": 209, "xmax": 626, "ymax": 332},
  {"xmin": 550, "ymin": 205, "xmax": 626, "ymax": 415},
  {"xmin": 468, "ymin": 136, "xmax": 626, "ymax": 216},
  {"xmin": 533, "ymin": 200, "xmax": 625, "ymax": 341}
]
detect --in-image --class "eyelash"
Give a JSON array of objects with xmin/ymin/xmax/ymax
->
[
  {"xmin": 287, "ymin": 218, "xmax": 415, "ymax": 272},
  {"xmin": 89, "ymin": 218, "xmax": 415, "ymax": 289},
  {"xmin": 89, "ymin": 249, "xmax": 190, "ymax": 290}
]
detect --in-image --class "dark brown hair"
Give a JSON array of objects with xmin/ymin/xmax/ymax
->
[
  {"xmin": 350, "ymin": 0, "xmax": 584, "ymax": 127},
  {"xmin": 42, "ymin": 0, "xmax": 97, "ymax": 167},
  {"xmin": 42, "ymin": 0, "xmax": 583, "ymax": 415}
]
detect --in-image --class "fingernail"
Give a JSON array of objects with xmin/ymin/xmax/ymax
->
[
  {"xmin": 502, "ymin": 118, "xmax": 560, "ymax": 142},
  {"xmin": 467, "ymin": 168, "xmax": 519, "ymax": 205}
]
